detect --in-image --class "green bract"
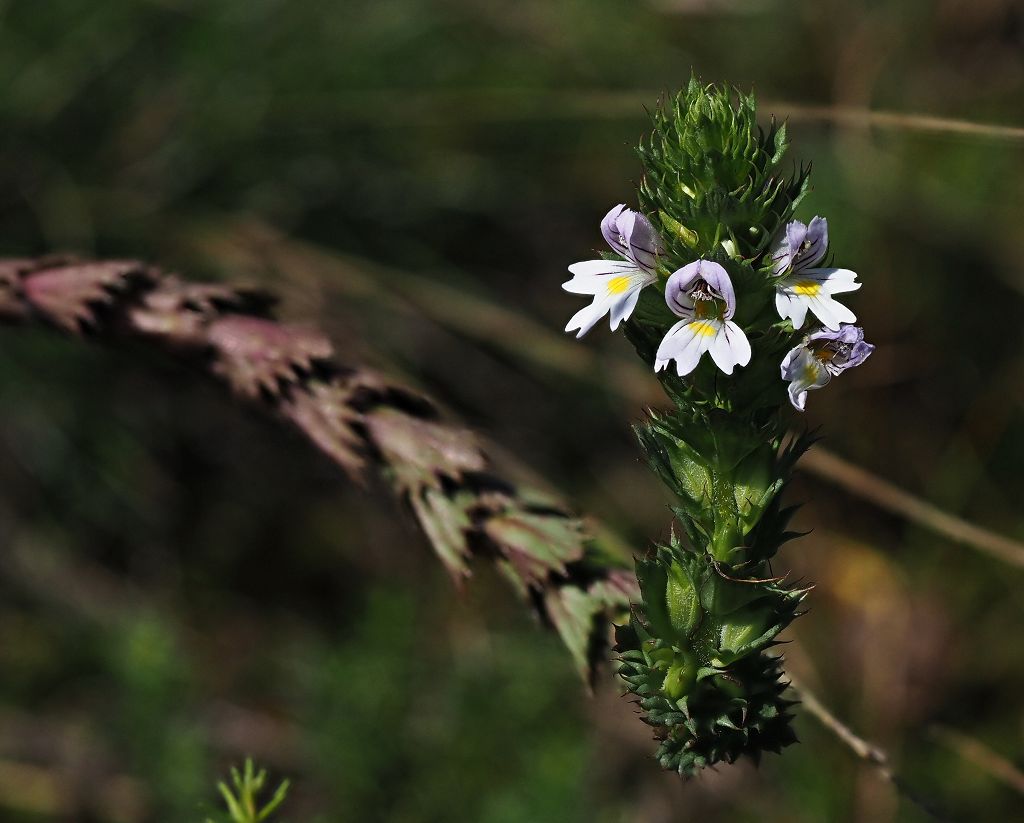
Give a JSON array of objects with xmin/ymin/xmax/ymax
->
[{"xmin": 638, "ymin": 78, "xmax": 809, "ymax": 262}]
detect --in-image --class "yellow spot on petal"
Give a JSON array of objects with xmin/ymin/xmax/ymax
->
[
  {"xmin": 792, "ymin": 280, "xmax": 821, "ymax": 296},
  {"xmin": 690, "ymin": 320, "xmax": 718, "ymax": 338},
  {"xmin": 607, "ymin": 275, "xmax": 633, "ymax": 295}
]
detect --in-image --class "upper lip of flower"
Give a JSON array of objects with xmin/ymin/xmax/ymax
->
[
  {"xmin": 665, "ymin": 259, "xmax": 737, "ymax": 321},
  {"xmin": 602, "ymin": 203, "xmax": 664, "ymax": 272},
  {"xmin": 772, "ymin": 216, "xmax": 828, "ymax": 274},
  {"xmin": 807, "ymin": 325, "xmax": 874, "ymax": 374}
]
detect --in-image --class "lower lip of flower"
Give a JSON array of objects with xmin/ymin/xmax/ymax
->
[
  {"xmin": 607, "ymin": 275, "xmax": 633, "ymax": 294},
  {"xmin": 791, "ymin": 280, "xmax": 821, "ymax": 296}
]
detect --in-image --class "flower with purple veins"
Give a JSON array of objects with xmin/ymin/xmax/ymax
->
[
  {"xmin": 655, "ymin": 259, "xmax": 751, "ymax": 376},
  {"xmin": 563, "ymin": 204, "xmax": 664, "ymax": 338},
  {"xmin": 772, "ymin": 216, "xmax": 861, "ymax": 331},
  {"xmin": 781, "ymin": 324, "xmax": 874, "ymax": 411}
]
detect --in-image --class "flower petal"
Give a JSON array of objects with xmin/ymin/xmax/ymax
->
[
  {"xmin": 564, "ymin": 269, "xmax": 654, "ymax": 337},
  {"xmin": 849, "ymin": 339, "xmax": 875, "ymax": 367},
  {"xmin": 565, "ymin": 298, "xmax": 611, "ymax": 338},
  {"xmin": 697, "ymin": 261, "xmax": 737, "ymax": 318},
  {"xmin": 776, "ymin": 290, "xmax": 810, "ymax": 329},
  {"xmin": 805, "ymin": 267, "xmax": 861, "ymax": 295},
  {"xmin": 776, "ymin": 268, "xmax": 858, "ymax": 330},
  {"xmin": 772, "ymin": 216, "xmax": 829, "ymax": 273},
  {"xmin": 708, "ymin": 320, "xmax": 751, "ymax": 374},
  {"xmin": 663, "ymin": 260, "xmax": 704, "ymax": 298},
  {"xmin": 809, "ymin": 294, "xmax": 856, "ymax": 330},
  {"xmin": 665, "ymin": 260, "xmax": 736, "ymax": 318},
  {"xmin": 664, "ymin": 261, "xmax": 702, "ymax": 317},
  {"xmin": 655, "ymin": 318, "xmax": 719, "ymax": 376},
  {"xmin": 619, "ymin": 210, "xmax": 664, "ymax": 271},
  {"xmin": 600, "ymin": 204, "xmax": 629, "ymax": 258},
  {"xmin": 609, "ymin": 285, "xmax": 644, "ymax": 330},
  {"xmin": 780, "ymin": 345, "xmax": 799, "ymax": 380},
  {"xmin": 800, "ymin": 216, "xmax": 829, "ymax": 269},
  {"xmin": 780, "ymin": 345, "xmax": 830, "ymax": 411},
  {"xmin": 784, "ymin": 220, "xmax": 807, "ymax": 259},
  {"xmin": 771, "ymin": 221, "xmax": 804, "ymax": 273},
  {"xmin": 563, "ymin": 260, "xmax": 640, "ymax": 293},
  {"xmin": 788, "ymin": 381, "xmax": 810, "ymax": 411},
  {"xmin": 809, "ymin": 324, "xmax": 875, "ymax": 374}
]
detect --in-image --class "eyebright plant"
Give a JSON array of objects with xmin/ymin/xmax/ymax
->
[{"xmin": 563, "ymin": 79, "xmax": 874, "ymax": 776}]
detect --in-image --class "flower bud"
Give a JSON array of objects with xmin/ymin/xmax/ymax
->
[
  {"xmin": 665, "ymin": 560, "xmax": 702, "ymax": 638},
  {"xmin": 662, "ymin": 650, "xmax": 698, "ymax": 700},
  {"xmin": 637, "ymin": 553, "xmax": 703, "ymax": 643},
  {"xmin": 717, "ymin": 605, "xmax": 770, "ymax": 659}
]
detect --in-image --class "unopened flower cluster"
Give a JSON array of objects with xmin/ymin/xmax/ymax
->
[{"xmin": 564, "ymin": 206, "xmax": 873, "ymax": 409}]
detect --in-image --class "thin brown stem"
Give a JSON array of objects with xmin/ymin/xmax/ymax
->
[
  {"xmin": 800, "ymin": 449, "xmax": 1024, "ymax": 569},
  {"xmin": 930, "ymin": 725, "xmax": 1024, "ymax": 796}
]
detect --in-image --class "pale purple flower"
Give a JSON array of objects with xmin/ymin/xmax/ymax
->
[
  {"xmin": 771, "ymin": 216, "xmax": 828, "ymax": 273},
  {"xmin": 654, "ymin": 260, "xmax": 751, "ymax": 376},
  {"xmin": 781, "ymin": 324, "xmax": 874, "ymax": 410},
  {"xmin": 772, "ymin": 216, "xmax": 860, "ymax": 331},
  {"xmin": 563, "ymin": 204, "xmax": 665, "ymax": 338}
]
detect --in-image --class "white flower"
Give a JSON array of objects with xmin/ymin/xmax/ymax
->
[
  {"xmin": 563, "ymin": 205, "xmax": 664, "ymax": 338},
  {"xmin": 772, "ymin": 217, "xmax": 860, "ymax": 331},
  {"xmin": 655, "ymin": 260, "xmax": 751, "ymax": 376},
  {"xmin": 781, "ymin": 324, "xmax": 875, "ymax": 410}
]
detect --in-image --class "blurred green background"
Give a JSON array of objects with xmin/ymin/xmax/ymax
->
[{"xmin": 0, "ymin": 0, "xmax": 1023, "ymax": 820}]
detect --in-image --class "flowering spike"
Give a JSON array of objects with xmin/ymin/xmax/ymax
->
[{"xmin": 563, "ymin": 80, "xmax": 874, "ymax": 776}]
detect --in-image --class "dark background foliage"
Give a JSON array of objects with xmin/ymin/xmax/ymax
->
[{"xmin": 0, "ymin": 0, "xmax": 1022, "ymax": 820}]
